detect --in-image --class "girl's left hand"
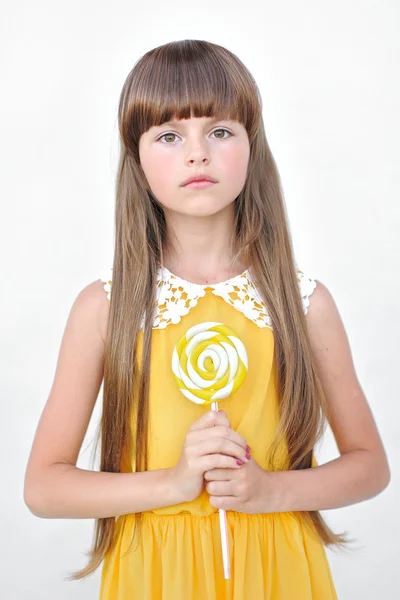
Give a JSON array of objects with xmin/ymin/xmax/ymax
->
[{"xmin": 204, "ymin": 456, "xmax": 282, "ymax": 514}]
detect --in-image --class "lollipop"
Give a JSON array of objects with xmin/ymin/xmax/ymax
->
[{"xmin": 172, "ymin": 321, "xmax": 248, "ymax": 579}]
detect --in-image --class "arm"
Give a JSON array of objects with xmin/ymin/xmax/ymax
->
[
  {"xmin": 271, "ymin": 280, "xmax": 391, "ymax": 513},
  {"xmin": 24, "ymin": 280, "xmax": 183, "ymax": 519},
  {"xmin": 27, "ymin": 464, "xmax": 182, "ymax": 519}
]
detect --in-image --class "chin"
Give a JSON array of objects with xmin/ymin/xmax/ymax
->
[
  {"xmin": 178, "ymin": 197, "xmax": 235, "ymax": 216},
  {"xmin": 181, "ymin": 205, "xmax": 229, "ymax": 218}
]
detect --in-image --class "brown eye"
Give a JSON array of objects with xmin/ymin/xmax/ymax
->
[
  {"xmin": 213, "ymin": 128, "xmax": 231, "ymax": 139},
  {"xmin": 158, "ymin": 133, "xmax": 178, "ymax": 143}
]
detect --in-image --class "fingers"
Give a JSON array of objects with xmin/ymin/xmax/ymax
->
[
  {"xmin": 200, "ymin": 452, "xmax": 244, "ymax": 472},
  {"xmin": 187, "ymin": 409, "xmax": 250, "ymax": 468},
  {"xmin": 189, "ymin": 411, "xmax": 248, "ymax": 452},
  {"xmin": 191, "ymin": 424, "xmax": 246, "ymax": 448},
  {"xmin": 204, "ymin": 468, "xmax": 236, "ymax": 481},
  {"xmin": 199, "ymin": 432, "xmax": 249, "ymax": 463},
  {"xmin": 206, "ymin": 479, "xmax": 234, "ymax": 497},
  {"xmin": 189, "ymin": 425, "xmax": 249, "ymax": 462},
  {"xmin": 189, "ymin": 409, "xmax": 230, "ymax": 431}
]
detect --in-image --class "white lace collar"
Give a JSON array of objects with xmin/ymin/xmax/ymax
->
[{"xmin": 100, "ymin": 263, "xmax": 316, "ymax": 330}]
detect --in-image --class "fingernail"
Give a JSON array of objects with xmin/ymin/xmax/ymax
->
[
  {"xmin": 245, "ymin": 452, "xmax": 251, "ymax": 460},
  {"xmin": 236, "ymin": 460, "xmax": 244, "ymax": 466},
  {"xmin": 246, "ymin": 445, "xmax": 251, "ymax": 453}
]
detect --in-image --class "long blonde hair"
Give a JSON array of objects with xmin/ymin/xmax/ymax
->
[{"xmin": 66, "ymin": 38, "xmax": 352, "ymax": 581}]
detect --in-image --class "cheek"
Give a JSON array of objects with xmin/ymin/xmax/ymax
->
[
  {"xmin": 141, "ymin": 150, "xmax": 175, "ymax": 195},
  {"xmin": 220, "ymin": 145, "xmax": 249, "ymax": 191}
]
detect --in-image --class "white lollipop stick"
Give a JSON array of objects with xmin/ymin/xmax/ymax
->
[{"xmin": 211, "ymin": 400, "xmax": 230, "ymax": 580}]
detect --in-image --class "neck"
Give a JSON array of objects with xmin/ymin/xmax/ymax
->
[{"xmin": 161, "ymin": 204, "xmax": 245, "ymax": 281}]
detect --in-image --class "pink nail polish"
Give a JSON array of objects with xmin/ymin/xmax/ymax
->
[
  {"xmin": 236, "ymin": 460, "xmax": 244, "ymax": 466},
  {"xmin": 246, "ymin": 445, "xmax": 251, "ymax": 453},
  {"xmin": 245, "ymin": 452, "xmax": 251, "ymax": 460}
]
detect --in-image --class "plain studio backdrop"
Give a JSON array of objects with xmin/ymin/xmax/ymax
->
[{"xmin": 1, "ymin": 1, "xmax": 398, "ymax": 598}]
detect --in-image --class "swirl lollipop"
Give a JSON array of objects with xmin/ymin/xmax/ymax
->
[{"xmin": 172, "ymin": 321, "xmax": 248, "ymax": 579}]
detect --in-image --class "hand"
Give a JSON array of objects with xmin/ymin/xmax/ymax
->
[
  {"xmin": 169, "ymin": 410, "xmax": 250, "ymax": 503},
  {"xmin": 204, "ymin": 456, "xmax": 282, "ymax": 514}
]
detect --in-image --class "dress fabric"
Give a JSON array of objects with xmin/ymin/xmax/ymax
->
[{"xmin": 98, "ymin": 264, "xmax": 338, "ymax": 599}]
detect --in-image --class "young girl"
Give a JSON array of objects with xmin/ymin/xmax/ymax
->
[{"xmin": 24, "ymin": 39, "xmax": 390, "ymax": 599}]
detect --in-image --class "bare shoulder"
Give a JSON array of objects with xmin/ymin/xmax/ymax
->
[
  {"xmin": 304, "ymin": 279, "xmax": 340, "ymax": 329},
  {"xmin": 304, "ymin": 279, "xmax": 356, "ymax": 369},
  {"xmin": 76, "ymin": 278, "xmax": 110, "ymax": 346},
  {"xmin": 304, "ymin": 279, "xmax": 357, "ymax": 392}
]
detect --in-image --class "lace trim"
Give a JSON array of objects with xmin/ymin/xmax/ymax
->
[{"xmin": 99, "ymin": 263, "xmax": 317, "ymax": 330}]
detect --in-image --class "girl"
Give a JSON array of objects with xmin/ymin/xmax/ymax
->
[{"xmin": 24, "ymin": 39, "xmax": 390, "ymax": 599}]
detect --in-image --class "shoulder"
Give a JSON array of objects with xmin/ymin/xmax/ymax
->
[
  {"xmin": 303, "ymin": 278, "xmax": 338, "ymax": 326},
  {"xmin": 301, "ymin": 276, "xmax": 354, "ymax": 397},
  {"xmin": 71, "ymin": 276, "xmax": 110, "ymax": 346},
  {"xmin": 72, "ymin": 278, "xmax": 108, "ymax": 311},
  {"xmin": 302, "ymin": 277, "xmax": 348, "ymax": 357}
]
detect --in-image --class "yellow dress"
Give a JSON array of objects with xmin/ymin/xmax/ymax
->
[{"xmin": 98, "ymin": 264, "xmax": 338, "ymax": 599}]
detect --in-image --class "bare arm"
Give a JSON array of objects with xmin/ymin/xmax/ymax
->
[
  {"xmin": 272, "ymin": 281, "xmax": 391, "ymax": 513},
  {"xmin": 24, "ymin": 280, "xmax": 183, "ymax": 519},
  {"xmin": 27, "ymin": 464, "xmax": 183, "ymax": 519},
  {"xmin": 274, "ymin": 448, "xmax": 388, "ymax": 513}
]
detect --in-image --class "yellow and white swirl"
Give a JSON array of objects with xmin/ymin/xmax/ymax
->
[{"xmin": 172, "ymin": 321, "xmax": 248, "ymax": 405}]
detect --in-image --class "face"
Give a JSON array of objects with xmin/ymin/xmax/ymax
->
[{"xmin": 138, "ymin": 115, "xmax": 250, "ymax": 217}]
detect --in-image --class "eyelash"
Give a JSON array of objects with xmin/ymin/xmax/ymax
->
[{"xmin": 156, "ymin": 128, "xmax": 232, "ymax": 143}]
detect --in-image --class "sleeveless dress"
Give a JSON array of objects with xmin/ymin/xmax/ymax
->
[{"xmin": 98, "ymin": 263, "xmax": 338, "ymax": 599}]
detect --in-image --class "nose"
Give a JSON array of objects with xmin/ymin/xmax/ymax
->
[{"xmin": 185, "ymin": 137, "xmax": 211, "ymax": 166}]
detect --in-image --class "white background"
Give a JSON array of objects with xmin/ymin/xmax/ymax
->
[{"xmin": 1, "ymin": 0, "xmax": 398, "ymax": 598}]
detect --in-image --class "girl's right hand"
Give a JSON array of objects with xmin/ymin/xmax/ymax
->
[{"xmin": 169, "ymin": 410, "xmax": 250, "ymax": 503}]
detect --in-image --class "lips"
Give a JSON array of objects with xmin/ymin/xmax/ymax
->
[
  {"xmin": 183, "ymin": 180, "xmax": 216, "ymax": 189},
  {"xmin": 182, "ymin": 174, "xmax": 218, "ymax": 186}
]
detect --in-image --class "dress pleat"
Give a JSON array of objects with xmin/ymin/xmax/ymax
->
[{"xmin": 100, "ymin": 512, "xmax": 337, "ymax": 599}]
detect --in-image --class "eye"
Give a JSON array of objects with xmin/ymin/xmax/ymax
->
[
  {"xmin": 212, "ymin": 128, "xmax": 231, "ymax": 139},
  {"xmin": 156, "ymin": 128, "xmax": 232, "ymax": 144},
  {"xmin": 157, "ymin": 132, "xmax": 179, "ymax": 143}
]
